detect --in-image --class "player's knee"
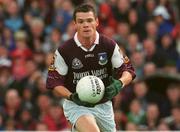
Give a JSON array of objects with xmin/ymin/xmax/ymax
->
[{"xmin": 75, "ymin": 115, "xmax": 100, "ymax": 132}]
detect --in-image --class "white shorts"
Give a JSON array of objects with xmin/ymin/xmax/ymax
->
[{"xmin": 63, "ymin": 99, "xmax": 116, "ymax": 132}]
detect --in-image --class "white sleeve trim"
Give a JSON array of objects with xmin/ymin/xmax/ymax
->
[
  {"xmin": 111, "ymin": 44, "xmax": 124, "ymax": 68},
  {"xmin": 54, "ymin": 50, "xmax": 68, "ymax": 75}
]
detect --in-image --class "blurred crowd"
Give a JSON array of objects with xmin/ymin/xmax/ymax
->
[{"xmin": 0, "ymin": 0, "xmax": 179, "ymax": 131}]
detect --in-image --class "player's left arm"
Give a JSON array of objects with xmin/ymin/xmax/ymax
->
[
  {"xmin": 116, "ymin": 56, "xmax": 136, "ymax": 87},
  {"xmin": 111, "ymin": 44, "xmax": 136, "ymax": 86},
  {"xmin": 104, "ymin": 44, "xmax": 136, "ymax": 100}
]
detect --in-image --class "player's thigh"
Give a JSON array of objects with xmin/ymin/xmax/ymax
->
[
  {"xmin": 75, "ymin": 114, "xmax": 100, "ymax": 132},
  {"xmin": 94, "ymin": 101, "xmax": 116, "ymax": 132},
  {"xmin": 63, "ymin": 99, "xmax": 100, "ymax": 131},
  {"xmin": 96, "ymin": 115, "xmax": 116, "ymax": 132}
]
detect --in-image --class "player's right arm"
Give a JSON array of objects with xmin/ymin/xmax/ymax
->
[
  {"xmin": 46, "ymin": 50, "xmax": 95, "ymax": 107},
  {"xmin": 46, "ymin": 50, "xmax": 72, "ymax": 100},
  {"xmin": 53, "ymin": 86, "xmax": 72, "ymax": 100}
]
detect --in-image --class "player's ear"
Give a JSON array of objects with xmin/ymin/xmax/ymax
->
[
  {"xmin": 96, "ymin": 18, "xmax": 99, "ymax": 27},
  {"xmin": 73, "ymin": 20, "xmax": 76, "ymax": 25},
  {"xmin": 73, "ymin": 21, "xmax": 77, "ymax": 30}
]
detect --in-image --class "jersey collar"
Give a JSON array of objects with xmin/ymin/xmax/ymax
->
[{"xmin": 74, "ymin": 31, "xmax": 99, "ymax": 51}]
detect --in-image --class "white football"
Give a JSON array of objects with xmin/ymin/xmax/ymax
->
[{"xmin": 76, "ymin": 75, "xmax": 105, "ymax": 104}]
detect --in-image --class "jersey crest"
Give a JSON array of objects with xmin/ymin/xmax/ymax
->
[
  {"xmin": 98, "ymin": 52, "xmax": 108, "ymax": 65},
  {"xmin": 72, "ymin": 58, "xmax": 83, "ymax": 69}
]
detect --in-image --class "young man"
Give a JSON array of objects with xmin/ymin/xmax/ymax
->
[{"xmin": 46, "ymin": 4, "xmax": 136, "ymax": 132}]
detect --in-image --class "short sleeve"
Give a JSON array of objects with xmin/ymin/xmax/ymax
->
[
  {"xmin": 111, "ymin": 44, "xmax": 124, "ymax": 68},
  {"xmin": 54, "ymin": 50, "xmax": 68, "ymax": 75}
]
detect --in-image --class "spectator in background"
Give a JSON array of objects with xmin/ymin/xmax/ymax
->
[
  {"xmin": 22, "ymin": 11, "xmax": 33, "ymax": 35},
  {"xmin": 117, "ymin": 22, "xmax": 130, "ymax": 41},
  {"xmin": 1, "ymin": 89, "xmax": 21, "ymax": 126},
  {"xmin": 168, "ymin": 105, "xmax": 180, "ymax": 130},
  {"xmin": 4, "ymin": 1, "xmax": 24, "ymax": 32},
  {"xmin": 61, "ymin": 0, "xmax": 74, "ymax": 15},
  {"xmin": 127, "ymin": 33, "xmax": 143, "ymax": 53},
  {"xmin": 0, "ymin": 113, "xmax": 4, "ymax": 130},
  {"xmin": 0, "ymin": 64, "xmax": 12, "ymax": 105},
  {"xmin": 159, "ymin": 33, "xmax": 179, "ymax": 64},
  {"xmin": 171, "ymin": 23, "xmax": 180, "ymax": 72},
  {"xmin": 32, "ymin": 51, "xmax": 46, "ymax": 71},
  {"xmin": 157, "ymin": 121, "xmax": 170, "ymax": 131},
  {"xmin": 0, "ymin": 45, "xmax": 10, "ymax": 61},
  {"xmin": 112, "ymin": 0, "xmax": 130, "ymax": 23},
  {"xmin": 20, "ymin": 87, "xmax": 34, "ymax": 116},
  {"xmin": 101, "ymin": 26, "xmax": 115, "ymax": 39},
  {"xmin": 132, "ymin": 80, "xmax": 149, "ymax": 111},
  {"xmin": 128, "ymin": 9, "xmax": 144, "ymax": 39},
  {"xmin": 163, "ymin": 104, "xmax": 180, "ymax": 130},
  {"xmin": 4, "ymin": 118, "xmax": 16, "ymax": 131},
  {"xmin": 143, "ymin": 62, "xmax": 157, "ymax": 77},
  {"xmin": 43, "ymin": 28, "xmax": 62, "ymax": 53},
  {"xmin": 132, "ymin": 79, "xmax": 161, "ymax": 110},
  {"xmin": 19, "ymin": 59, "xmax": 40, "ymax": 93},
  {"xmin": 41, "ymin": 101, "xmax": 69, "ymax": 131},
  {"xmin": 29, "ymin": 17, "xmax": 45, "ymax": 51},
  {"xmin": 35, "ymin": 76, "xmax": 48, "ymax": 95},
  {"xmin": 97, "ymin": 2, "xmax": 117, "ymax": 33},
  {"xmin": 143, "ymin": 38, "xmax": 166, "ymax": 68},
  {"xmin": 47, "ymin": 0, "xmax": 72, "ymax": 34},
  {"xmin": 130, "ymin": 51, "xmax": 144, "ymax": 79},
  {"xmin": 16, "ymin": 107, "xmax": 36, "ymax": 130},
  {"xmin": 171, "ymin": 23, "xmax": 180, "ymax": 54},
  {"xmin": 158, "ymin": 0, "xmax": 176, "ymax": 24},
  {"xmin": 175, "ymin": 0, "xmax": 180, "ymax": 21},
  {"xmin": 125, "ymin": 122, "xmax": 138, "ymax": 131},
  {"xmin": 141, "ymin": 103, "xmax": 160, "ymax": 130},
  {"xmin": 10, "ymin": 30, "xmax": 32, "ymax": 81},
  {"xmin": 35, "ymin": 94, "xmax": 52, "ymax": 120},
  {"xmin": 23, "ymin": 0, "xmax": 51, "ymax": 23},
  {"xmin": 28, "ymin": 0, "xmax": 41, "ymax": 17},
  {"xmin": 0, "ymin": 46, "xmax": 16, "ymax": 104},
  {"xmin": 127, "ymin": 99, "xmax": 146, "ymax": 125},
  {"xmin": 61, "ymin": 21, "xmax": 76, "ymax": 42},
  {"xmin": 0, "ymin": 3, "xmax": 5, "ymax": 20},
  {"xmin": 160, "ymin": 84, "xmax": 180, "ymax": 117},
  {"xmin": 0, "ymin": 27, "xmax": 16, "ymax": 52},
  {"xmin": 145, "ymin": 20, "xmax": 158, "ymax": 42},
  {"xmin": 114, "ymin": 22, "xmax": 129, "ymax": 48},
  {"xmin": 139, "ymin": 0, "xmax": 157, "ymax": 25},
  {"xmin": 153, "ymin": 5, "xmax": 173, "ymax": 38},
  {"xmin": 35, "ymin": 121, "xmax": 48, "ymax": 131}
]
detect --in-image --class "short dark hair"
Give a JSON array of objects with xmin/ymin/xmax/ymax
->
[{"xmin": 73, "ymin": 3, "xmax": 97, "ymax": 21}]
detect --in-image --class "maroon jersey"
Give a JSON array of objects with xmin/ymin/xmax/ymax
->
[{"xmin": 46, "ymin": 33, "xmax": 135, "ymax": 93}]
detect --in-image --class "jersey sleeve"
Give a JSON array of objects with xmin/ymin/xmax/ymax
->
[
  {"xmin": 111, "ymin": 44, "xmax": 124, "ymax": 68},
  {"xmin": 111, "ymin": 44, "xmax": 136, "ymax": 80},
  {"xmin": 54, "ymin": 50, "xmax": 68, "ymax": 75},
  {"xmin": 46, "ymin": 50, "xmax": 68, "ymax": 89}
]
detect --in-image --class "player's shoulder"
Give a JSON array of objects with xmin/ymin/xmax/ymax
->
[
  {"xmin": 99, "ymin": 34, "xmax": 117, "ymax": 51},
  {"xmin": 99, "ymin": 34, "xmax": 116, "ymax": 46},
  {"xmin": 60, "ymin": 38, "xmax": 75, "ymax": 49},
  {"xmin": 57, "ymin": 38, "xmax": 75, "ymax": 53}
]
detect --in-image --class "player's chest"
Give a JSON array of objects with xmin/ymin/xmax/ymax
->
[{"xmin": 68, "ymin": 50, "xmax": 109, "ymax": 70}]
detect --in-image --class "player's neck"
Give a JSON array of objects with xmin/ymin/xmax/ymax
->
[{"xmin": 78, "ymin": 35, "xmax": 96, "ymax": 49}]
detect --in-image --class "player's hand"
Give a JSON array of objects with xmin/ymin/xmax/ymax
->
[
  {"xmin": 69, "ymin": 93, "xmax": 95, "ymax": 107},
  {"xmin": 104, "ymin": 76, "xmax": 123, "ymax": 100}
]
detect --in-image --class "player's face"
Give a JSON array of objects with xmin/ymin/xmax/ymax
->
[{"xmin": 74, "ymin": 11, "xmax": 99, "ymax": 39}]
